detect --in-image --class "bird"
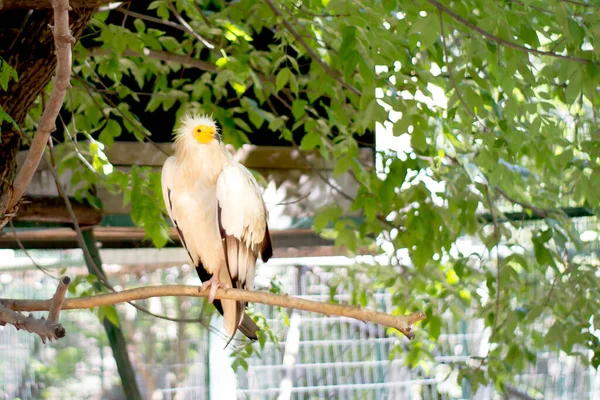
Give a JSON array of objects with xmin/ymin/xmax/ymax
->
[{"xmin": 161, "ymin": 114, "xmax": 272, "ymax": 343}]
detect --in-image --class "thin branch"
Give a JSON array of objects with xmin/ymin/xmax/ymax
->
[
  {"xmin": 116, "ymin": 7, "xmax": 193, "ymax": 34},
  {"xmin": 58, "ymin": 113, "xmax": 101, "ymax": 176},
  {"xmin": 0, "ymin": 0, "xmax": 75, "ymax": 228},
  {"xmin": 86, "ymin": 47, "xmax": 217, "ymax": 72},
  {"xmin": 263, "ymin": 0, "xmax": 361, "ymax": 96},
  {"xmin": 494, "ymin": 186, "xmax": 549, "ymax": 218},
  {"xmin": 428, "ymin": 0, "xmax": 595, "ymax": 64},
  {"xmin": 542, "ymin": 275, "xmax": 558, "ymax": 309},
  {"xmin": 294, "ymin": 4, "xmax": 350, "ymax": 17},
  {"xmin": 2, "ymin": 285, "xmax": 427, "ymax": 339},
  {"xmin": 9, "ymin": 220, "xmax": 57, "ymax": 280},
  {"xmin": 505, "ymin": 0, "xmax": 553, "ymax": 15},
  {"xmin": 167, "ymin": 3, "xmax": 215, "ymax": 49},
  {"xmin": 560, "ymin": 0, "xmax": 600, "ymax": 7},
  {"xmin": 267, "ymin": 192, "xmax": 311, "ymax": 207}
]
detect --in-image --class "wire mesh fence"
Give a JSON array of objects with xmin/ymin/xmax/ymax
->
[{"xmin": 0, "ymin": 244, "xmax": 599, "ymax": 400}]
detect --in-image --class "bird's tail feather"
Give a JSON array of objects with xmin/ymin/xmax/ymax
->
[
  {"xmin": 209, "ymin": 298, "xmax": 259, "ymax": 340},
  {"xmin": 238, "ymin": 313, "xmax": 260, "ymax": 340},
  {"xmin": 222, "ymin": 234, "xmax": 257, "ymax": 346}
]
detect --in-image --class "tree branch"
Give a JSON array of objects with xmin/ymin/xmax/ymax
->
[
  {"xmin": 0, "ymin": 276, "xmax": 70, "ymax": 343},
  {"xmin": 428, "ymin": 0, "xmax": 595, "ymax": 64},
  {"xmin": 116, "ymin": 6, "xmax": 190, "ymax": 34},
  {"xmin": 263, "ymin": 0, "xmax": 361, "ymax": 96},
  {"xmin": 0, "ymin": 0, "xmax": 74, "ymax": 229},
  {"xmin": 560, "ymin": 0, "xmax": 600, "ymax": 8},
  {"xmin": 86, "ymin": 47, "xmax": 217, "ymax": 72},
  {"xmin": 2, "ymin": 285, "xmax": 426, "ymax": 340},
  {"xmin": 494, "ymin": 186, "xmax": 549, "ymax": 218}
]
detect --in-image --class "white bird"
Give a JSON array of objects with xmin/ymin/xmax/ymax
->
[{"xmin": 161, "ymin": 114, "xmax": 272, "ymax": 342}]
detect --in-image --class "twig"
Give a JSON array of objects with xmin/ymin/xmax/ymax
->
[
  {"xmin": 2, "ymin": 285, "xmax": 426, "ymax": 339},
  {"xmin": 294, "ymin": 4, "xmax": 350, "ymax": 17},
  {"xmin": 48, "ymin": 276, "xmax": 71, "ymax": 322},
  {"xmin": 0, "ymin": 0, "xmax": 74, "ymax": 228},
  {"xmin": 167, "ymin": 3, "xmax": 215, "ymax": 49},
  {"xmin": 494, "ymin": 186, "xmax": 548, "ymax": 218},
  {"xmin": 0, "ymin": 276, "xmax": 70, "ymax": 343},
  {"xmin": 560, "ymin": 0, "xmax": 600, "ymax": 8},
  {"xmin": 58, "ymin": 115, "xmax": 101, "ymax": 176},
  {"xmin": 190, "ymin": 1, "xmax": 212, "ymax": 27},
  {"xmin": 263, "ymin": 0, "xmax": 361, "ymax": 96},
  {"xmin": 267, "ymin": 192, "xmax": 311, "ymax": 207},
  {"xmin": 9, "ymin": 220, "xmax": 57, "ymax": 280},
  {"xmin": 86, "ymin": 47, "xmax": 217, "ymax": 72},
  {"xmin": 428, "ymin": 0, "xmax": 595, "ymax": 64},
  {"xmin": 116, "ymin": 7, "xmax": 194, "ymax": 34}
]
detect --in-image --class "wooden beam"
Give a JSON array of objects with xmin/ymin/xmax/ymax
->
[
  {"xmin": 19, "ymin": 143, "xmax": 374, "ymax": 171},
  {"xmin": 0, "ymin": 226, "xmax": 352, "ymax": 258},
  {"xmin": 13, "ymin": 195, "xmax": 102, "ymax": 226}
]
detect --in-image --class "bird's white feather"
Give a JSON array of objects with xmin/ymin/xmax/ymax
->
[
  {"xmin": 216, "ymin": 163, "xmax": 267, "ymax": 247},
  {"xmin": 216, "ymin": 162, "xmax": 267, "ymax": 294}
]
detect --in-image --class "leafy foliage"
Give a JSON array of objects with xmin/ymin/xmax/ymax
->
[{"xmin": 5, "ymin": 0, "xmax": 600, "ymax": 392}]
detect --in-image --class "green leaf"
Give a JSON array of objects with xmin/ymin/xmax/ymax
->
[
  {"xmin": 99, "ymin": 120, "xmax": 122, "ymax": 147},
  {"xmin": 428, "ymin": 315, "xmax": 442, "ymax": 340},
  {"xmin": 300, "ymin": 131, "xmax": 321, "ymax": 151},
  {"xmin": 0, "ymin": 57, "xmax": 18, "ymax": 91},
  {"xmin": 104, "ymin": 305, "xmax": 120, "ymax": 327},
  {"xmin": 292, "ymin": 100, "xmax": 307, "ymax": 120},
  {"xmin": 159, "ymin": 36, "xmax": 180, "ymax": 52},
  {"xmin": 276, "ymin": 68, "xmax": 291, "ymax": 92}
]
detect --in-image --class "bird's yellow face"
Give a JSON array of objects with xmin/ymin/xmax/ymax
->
[{"xmin": 193, "ymin": 124, "xmax": 216, "ymax": 144}]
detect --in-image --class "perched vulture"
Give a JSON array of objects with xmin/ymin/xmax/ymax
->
[{"xmin": 161, "ymin": 115, "xmax": 272, "ymax": 343}]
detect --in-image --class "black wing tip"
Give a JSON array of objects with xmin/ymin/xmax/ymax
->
[{"xmin": 261, "ymin": 225, "xmax": 273, "ymax": 263}]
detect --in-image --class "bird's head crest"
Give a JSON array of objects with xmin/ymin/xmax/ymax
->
[{"xmin": 176, "ymin": 114, "xmax": 222, "ymax": 145}]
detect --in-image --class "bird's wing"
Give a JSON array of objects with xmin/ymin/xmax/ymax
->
[
  {"xmin": 216, "ymin": 163, "xmax": 271, "ymax": 292},
  {"xmin": 161, "ymin": 156, "xmax": 195, "ymax": 262}
]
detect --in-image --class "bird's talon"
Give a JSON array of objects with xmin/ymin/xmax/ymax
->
[{"xmin": 200, "ymin": 277, "xmax": 222, "ymax": 304}]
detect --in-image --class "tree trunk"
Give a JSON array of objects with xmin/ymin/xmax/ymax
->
[{"xmin": 0, "ymin": 6, "xmax": 95, "ymax": 218}]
